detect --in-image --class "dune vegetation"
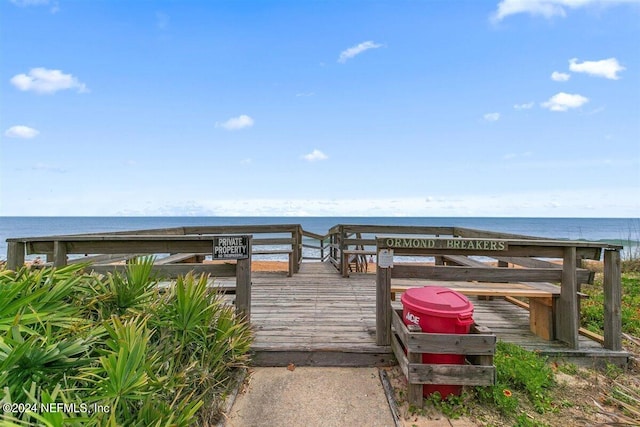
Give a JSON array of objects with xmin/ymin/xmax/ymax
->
[{"xmin": 0, "ymin": 257, "xmax": 253, "ymax": 426}]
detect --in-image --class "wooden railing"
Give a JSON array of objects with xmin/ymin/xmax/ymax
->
[
  {"xmin": 8, "ymin": 234, "xmax": 253, "ymax": 320},
  {"xmin": 374, "ymin": 236, "xmax": 623, "ymax": 352},
  {"xmin": 4, "ymin": 223, "xmax": 624, "ymax": 351},
  {"xmin": 300, "ymin": 229, "xmax": 330, "ymax": 262},
  {"xmin": 325, "ymin": 223, "xmax": 606, "ymax": 277},
  {"xmin": 6, "ymin": 224, "xmax": 303, "ymax": 273}
]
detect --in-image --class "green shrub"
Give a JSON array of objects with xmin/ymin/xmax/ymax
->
[
  {"xmin": 582, "ymin": 273, "xmax": 640, "ymax": 336},
  {"xmin": 0, "ymin": 260, "xmax": 252, "ymax": 426}
]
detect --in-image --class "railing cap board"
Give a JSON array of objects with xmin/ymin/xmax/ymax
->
[
  {"xmin": 9, "ymin": 234, "xmax": 249, "ymax": 242},
  {"xmin": 184, "ymin": 224, "xmax": 300, "ymax": 234},
  {"xmin": 6, "ymin": 224, "xmax": 301, "ymax": 243},
  {"xmin": 375, "ymin": 236, "xmax": 622, "ymax": 250},
  {"xmin": 339, "ymin": 224, "xmax": 456, "ymax": 235}
]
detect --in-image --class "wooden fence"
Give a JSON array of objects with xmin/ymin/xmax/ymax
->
[
  {"xmin": 374, "ymin": 235, "xmax": 622, "ymax": 352},
  {"xmin": 4, "ymin": 223, "xmax": 624, "ymax": 351},
  {"xmin": 6, "ymin": 223, "xmax": 303, "ymax": 273}
]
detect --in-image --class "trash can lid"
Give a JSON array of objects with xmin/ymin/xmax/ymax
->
[{"xmin": 401, "ymin": 286, "xmax": 474, "ymax": 317}]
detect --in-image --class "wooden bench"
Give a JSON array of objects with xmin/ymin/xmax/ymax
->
[{"xmin": 391, "ymin": 280, "xmax": 560, "ymax": 341}]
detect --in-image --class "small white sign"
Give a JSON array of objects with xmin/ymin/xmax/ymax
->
[{"xmin": 378, "ymin": 249, "xmax": 394, "ymax": 268}]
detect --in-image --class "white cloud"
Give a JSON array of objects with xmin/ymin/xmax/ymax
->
[
  {"xmin": 491, "ymin": 0, "xmax": 639, "ymax": 22},
  {"xmin": 10, "ymin": 68, "xmax": 88, "ymax": 94},
  {"xmin": 12, "ymin": 190, "xmax": 637, "ymax": 217},
  {"xmin": 302, "ymin": 149, "xmax": 328, "ymax": 162},
  {"xmin": 295, "ymin": 92, "xmax": 315, "ymax": 97},
  {"xmin": 483, "ymin": 112, "xmax": 501, "ymax": 122},
  {"xmin": 513, "ymin": 102, "xmax": 535, "ymax": 110},
  {"xmin": 541, "ymin": 92, "xmax": 589, "ymax": 112},
  {"xmin": 569, "ymin": 57, "xmax": 626, "ymax": 80},
  {"xmin": 216, "ymin": 114, "xmax": 254, "ymax": 130},
  {"xmin": 10, "ymin": 0, "xmax": 49, "ymax": 5},
  {"xmin": 551, "ymin": 71, "xmax": 571, "ymax": 82},
  {"xmin": 9, "ymin": 0, "xmax": 59, "ymax": 12},
  {"xmin": 4, "ymin": 125, "xmax": 40, "ymax": 139},
  {"xmin": 338, "ymin": 41, "xmax": 382, "ymax": 63}
]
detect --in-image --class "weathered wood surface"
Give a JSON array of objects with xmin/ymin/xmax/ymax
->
[
  {"xmin": 604, "ymin": 249, "xmax": 622, "ymax": 351},
  {"xmin": 252, "ymin": 263, "xmax": 379, "ymax": 348},
  {"xmin": 391, "ymin": 309, "xmax": 496, "ymax": 407},
  {"xmin": 89, "ymin": 263, "xmax": 237, "ymax": 278},
  {"xmin": 236, "ymin": 254, "xmax": 252, "ymax": 320},
  {"xmin": 557, "ymin": 246, "xmax": 579, "ymax": 349},
  {"xmin": 6, "ymin": 242, "xmax": 25, "ymax": 270},
  {"xmin": 391, "ymin": 280, "xmax": 559, "ymax": 299},
  {"xmin": 248, "ymin": 262, "xmax": 628, "ymax": 367},
  {"xmin": 154, "ymin": 253, "xmax": 202, "ymax": 265},
  {"xmin": 391, "ymin": 308, "xmax": 495, "ymax": 355},
  {"xmin": 391, "ymin": 264, "xmax": 568, "ymax": 282},
  {"xmin": 68, "ymin": 253, "xmax": 139, "ymax": 265}
]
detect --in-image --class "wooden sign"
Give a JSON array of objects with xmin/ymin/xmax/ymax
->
[
  {"xmin": 381, "ymin": 237, "xmax": 508, "ymax": 251},
  {"xmin": 213, "ymin": 235, "xmax": 250, "ymax": 260}
]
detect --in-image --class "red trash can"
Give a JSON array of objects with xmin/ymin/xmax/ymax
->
[{"xmin": 401, "ymin": 286, "xmax": 474, "ymax": 398}]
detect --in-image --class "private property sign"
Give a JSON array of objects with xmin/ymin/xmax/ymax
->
[
  {"xmin": 380, "ymin": 237, "xmax": 508, "ymax": 251},
  {"xmin": 213, "ymin": 235, "xmax": 250, "ymax": 260}
]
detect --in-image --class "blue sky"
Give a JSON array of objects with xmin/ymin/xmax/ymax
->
[{"xmin": 1, "ymin": 0, "xmax": 639, "ymax": 217}]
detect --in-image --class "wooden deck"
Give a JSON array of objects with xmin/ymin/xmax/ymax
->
[
  {"xmin": 244, "ymin": 262, "xmax": 629, "ymax": 367},
  {"xmin": 249, "ymin": 262, "xmax": 392, "ymax": 366}
]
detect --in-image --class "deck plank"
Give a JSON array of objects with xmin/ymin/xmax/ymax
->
[{"xmin": 246, "ymin": 263, "xmax": 627, "ymax": 367}]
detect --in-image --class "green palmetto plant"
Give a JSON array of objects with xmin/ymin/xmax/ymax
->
[
  {"xmin": 0, "ymin": 265, "xmax": 89, "ymax": 337},
  {"xmin": 0, "ymin": 259, "xmax": 253, "ymax": 426},
  {"xmin": 99, "ymin": 256, "xmax": 158, "ymax": 316},
  {"xmin": 0, "ymin": 326, "xmax": 93, "ymax": 402},
  {"xmin": 150, "ymin": 272, "xmax": 252, "ymax": 423},
  {"xmin": 155, "ymin": 273, "xmax": 215, "ymax": 356},
  {"xmin": 79, "ymin": 315, "xmax": 158, "ymax": 425},
  {"xmin": 1, "ymin": 383, "xmax": 88, "ymax": 427}
]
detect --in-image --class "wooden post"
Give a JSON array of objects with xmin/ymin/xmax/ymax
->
[
  {"xmin": 7, "ymin": 241, "xmax": 25, "ymax": 271},
  {"xmin": 291, "ymin": 226, "xmax": 300, "ymax": 274},
  {"xmin": 339, "ymin": 225, "xmax": 346, "ymax": 277},
  {"xmin": 235, "ymin": 236, "xmax": 252, "ymax": 321},
  {"xmin": 329, "ymin": 233, "xmax": 334, "ymax": 264},
  {"xmin": 557, "ymin": 246, "xmax": 579, "ymax": 349},
  {"xmin": 603, "ymin": 249, "xmax": 622, "ymax": 351},
  {"xmin": 406, "ymin": 324, "xmax": 423, "ymax": 408},
  {"xmin": 376, "ymin": 253, "xmax": 392, "ymax": 346},
  {"xmin": 297, "ymin": 225, "xmax": 302, "ymax": 272},
  {"xmin": 53, "ymin": 241, "xmax": 68, "ymax": 267}
]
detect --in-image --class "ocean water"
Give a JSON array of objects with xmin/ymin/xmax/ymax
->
[{"xmin": 1, "ymin": 216, "xmax": 638, "ymax": 261}]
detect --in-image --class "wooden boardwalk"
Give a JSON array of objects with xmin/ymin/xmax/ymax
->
[
  {"xmin": 250, "ymin": 262, "xmax": 392, "ymax": 366},
  {"xmin": 246, "ymin": 262, "xmax": 628, "ymax": 367}
]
